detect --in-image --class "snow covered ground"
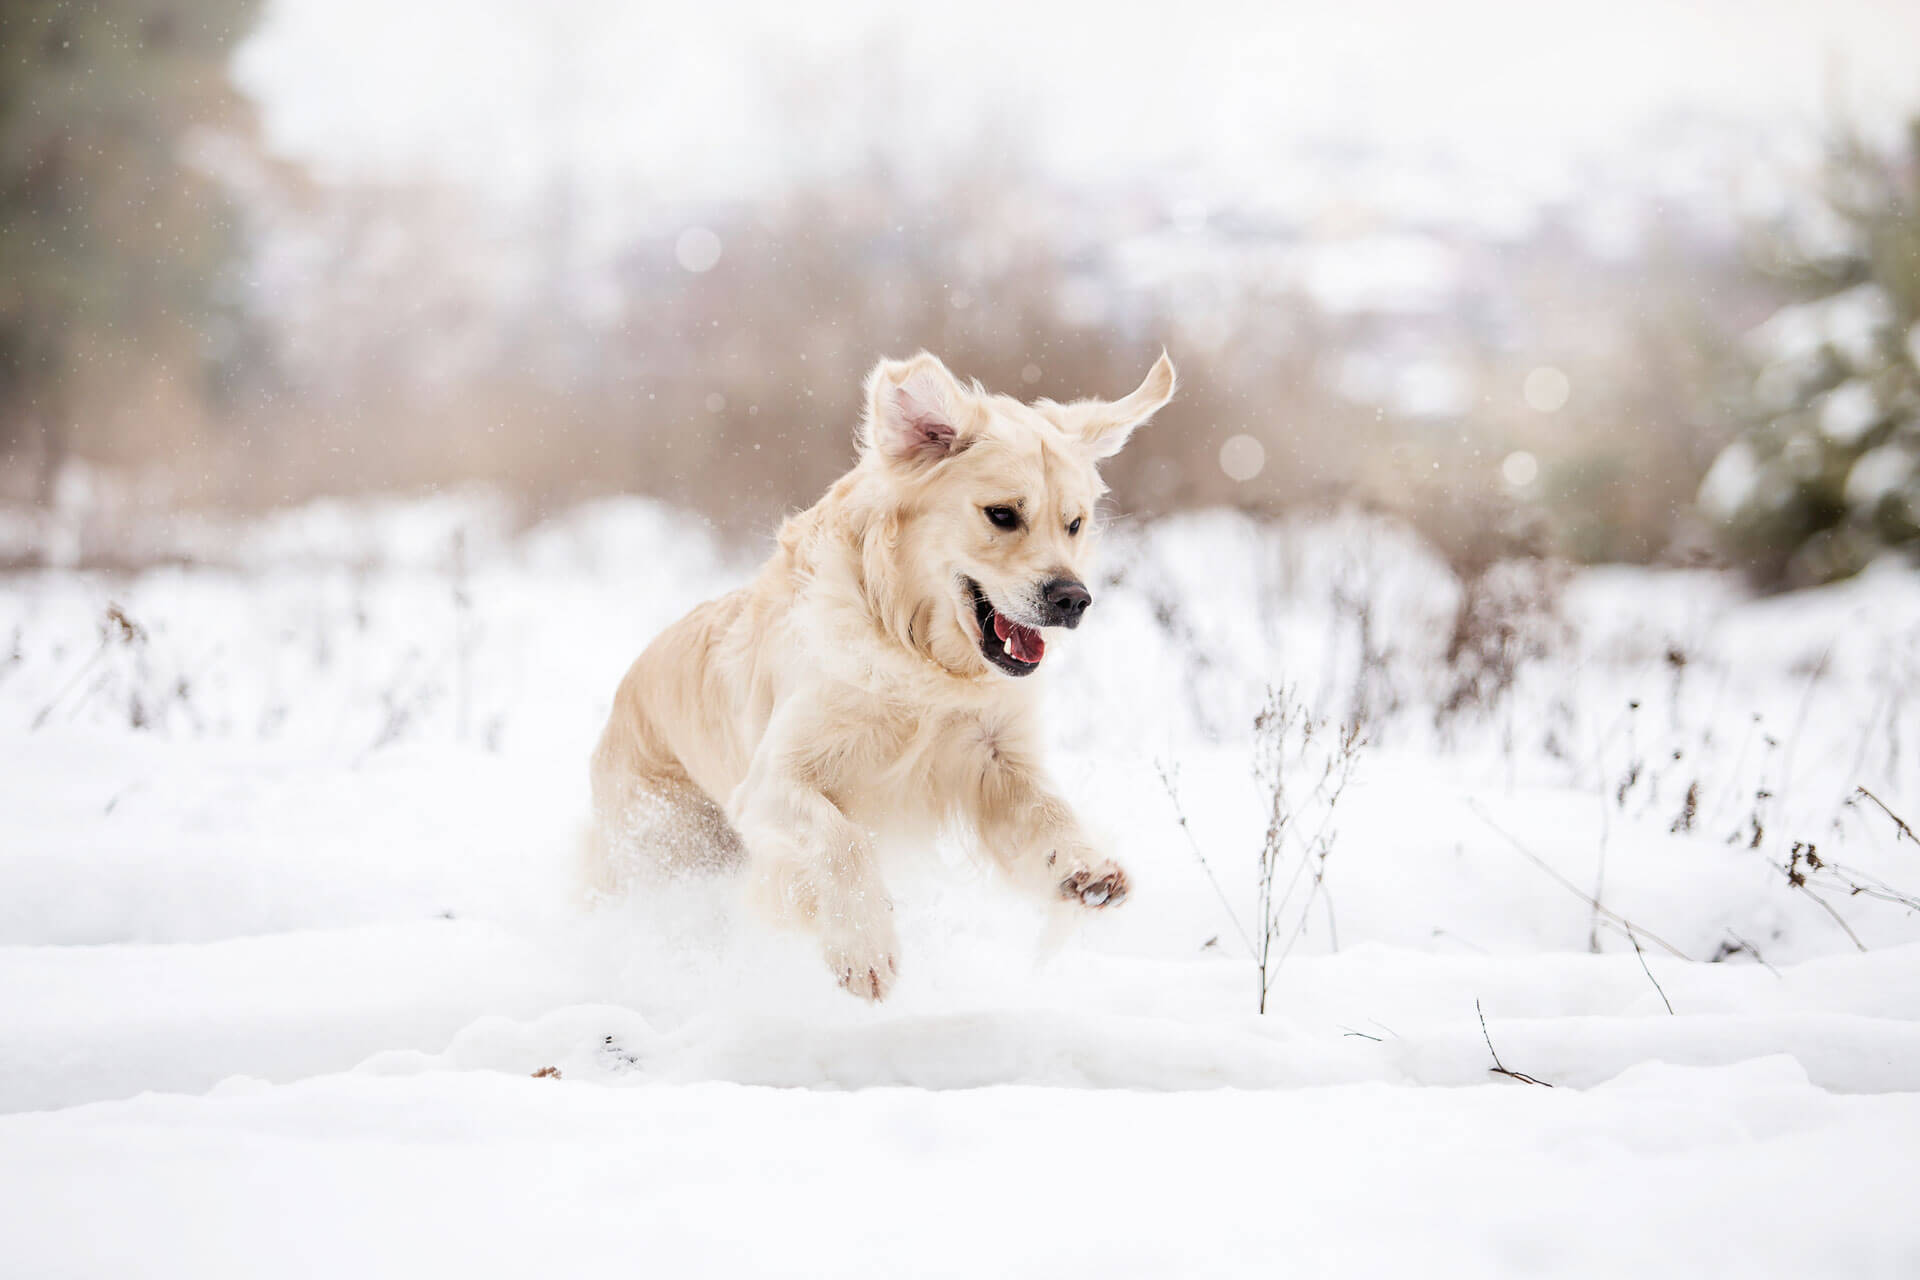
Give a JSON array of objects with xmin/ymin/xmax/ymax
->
[{"xmin": 3, "ymin": 494, "xmax": 1919, "ymax": 1276}]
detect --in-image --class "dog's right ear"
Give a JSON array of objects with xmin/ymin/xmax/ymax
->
[{"xmin": 864, "ymin": 353, "xmax": 973, "ymax": 468}]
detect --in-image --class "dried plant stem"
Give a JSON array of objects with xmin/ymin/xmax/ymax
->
[
  {"xmin": 1623, "ymin": 925, "xmax": 1674, "ymax": 1014},
  {"xmin": 1157, "ymin": 760, "xmax": 1259, "ymax": 963},
  {"xmin": 1465, "ymin": 799, "xmax": 1691, "ymax": 960},
  {"xmin": 1794, "ymin": 881, "xmax": 1869, "ymax": 952},
  {"xmin": 1476, "ymin": 998, "xmax": 1552, "ymax": 1087},
  {"xmin": 1724, "ymin": 929, "xmax": 1782, "ymax": 978},
  {"xmin": 1856, "ymin": 787, "xmax": 1917, "ymax": 846}
]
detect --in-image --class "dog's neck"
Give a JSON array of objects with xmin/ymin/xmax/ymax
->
[{"xmin": 782, "ymin": 471, "xmax": 998, "ymax": 691}]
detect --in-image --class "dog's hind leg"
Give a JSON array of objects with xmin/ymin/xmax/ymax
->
[{"xmin": 586, "ymin": 714, "xmax": 743, "ymax": 899}]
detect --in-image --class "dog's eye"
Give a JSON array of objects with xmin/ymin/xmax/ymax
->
[
  {"xmin": 984, "ymin": 505, "xmax": 1020, "ymax": 530},
  {"xmin": 1067, "ymin": 517, "xmax": 1083, "ymax": 537}
]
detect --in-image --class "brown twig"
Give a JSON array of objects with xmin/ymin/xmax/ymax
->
[
  {"xmin": 1156, "ymin": 759, "xmax": 1260, "ymax": 964},
  {"xmin": 1477, "ymin": 999, "xmax": 1552, "ymax": 1087},
  {"xmin": 1785, "ymin": 841, "xmax": 1870, "ymax": 952},
  {"xmin": 1465, "ymin": 799, "xmax": 1691, "ymax": 960},
  {"xmin": 1724, "ymin": 929, "xmax": 1782, "ymax": 978},
  {"xmin": 1856, "ymin": 787, "xmax": 1918, "ymax": 846},
  {"xmin": 1623, "ymin": 924, "xmax": 1674, "ymax": 1014},
  {"xmin": 1796, "ymin": 881, "xmax": 1870, "ymax": 952}
]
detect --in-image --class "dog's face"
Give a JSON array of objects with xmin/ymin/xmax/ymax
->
[{"xmin": 859, "ymin": 351, "xmax": 1175, "ymax": 679}]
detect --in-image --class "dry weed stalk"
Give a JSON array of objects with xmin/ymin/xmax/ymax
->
[
  {"xmin": 1465, "ymin": 798, "xmax": 1690, "ymax": 961},
  {"xmin": 1160, "ymin": 684, "xmax": 1368, "ymax": 1013},
  {"xmin": 1251, "ymin": 685, "xmax": 1366, "ymax": 1013},
  {"xmin": 1476, "ymin": 998, "xmax": 1553, "ymax": 1087}
]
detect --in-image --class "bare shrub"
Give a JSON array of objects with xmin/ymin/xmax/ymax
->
[
  {"xmin": 1437, "ymin": 554, "xmax": 1568, "ymax": 727},
  {"xmin": 1161, "ymin": 685, "xmax": 1367, "ymax": 1013},
  {"xmin": 1251, "ymin": 688, "xmax": 1366, "ymax": 1010}
]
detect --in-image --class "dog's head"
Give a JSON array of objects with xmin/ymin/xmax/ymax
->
[{"xmin": 856, "ymin": 351, "xmax": 1175, "ymax": 679}]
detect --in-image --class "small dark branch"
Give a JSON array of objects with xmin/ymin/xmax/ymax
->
[
  {"xmin": 1779, "ymin": 640, "xmax": 1834, "ymax": 808},
  {"xmin": 1723, "ymin": 929, "xmax": 1783, "ymax": 978},
  {"xmin": 1465, "ymin": 799, "xmax": 1692, "ymax": 960},
  {"xmin": 1156, "ymin": 759, "xmax": 1259, "ymax": 963},
  {"xmin": 1785, "ymin": 841, "xmax": 1871, "ymax": 951},
  {"xmin": 1476, "ymin": 998, "xmax": 1553, "ymax": 1087},
  {"xmin": 1798, "ymin": 883, "xmax": 1869, "ymax": 952},
  {"xmin": 1623, "ymin": 925, "xmax": 1674, "ymax": 1014},
  {"xmin": 1669, "ymin": 780, "xmax": 1699, "ymax": 834},
  {"xmin": 1431, "ymin": 927, "xmax": 1490, "ymax": 954},
  {"xmin": 30, "ymin": 603, "xmax": 147, "ymax": 731},
  {"xmin": 1856, "ymin": 787, "xmax": 1918, "ymax": 846},
  {"xmin": 1825, "ymin": 862, "xmax": 1920, "ymax": 911},
  {"xmin": 103, "ymin": 603, "xmax": 148, "ymax": 646}
]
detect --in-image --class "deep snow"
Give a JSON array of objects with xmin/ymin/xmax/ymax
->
[{"xmin": 2, "ymin": 495, "xmax": 1918, "ymax": 1276}]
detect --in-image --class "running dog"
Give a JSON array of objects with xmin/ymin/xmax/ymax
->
[{"xmin": 589, "ymin": 350, "xmax": 1176, "ymax": 999}]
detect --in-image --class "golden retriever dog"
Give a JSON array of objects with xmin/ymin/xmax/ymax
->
[{"xmin": 589, "ymin": 350, "xmax": 1176, "ymax": 999}]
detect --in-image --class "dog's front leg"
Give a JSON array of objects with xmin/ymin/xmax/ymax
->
[
  {"xmin": 966, "ymin": 738, "xmax": 1128, "ymax": 910},
  {"xmin": 730, "ymin": 711, "xmax": 899, "ymax": 1000}
]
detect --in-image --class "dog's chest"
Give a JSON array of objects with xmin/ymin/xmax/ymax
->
[{"xmin": 822, "ymin": 696, "xmax": 1019, "ymax": 821}]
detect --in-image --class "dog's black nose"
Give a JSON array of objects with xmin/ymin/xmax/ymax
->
[{"xmin": 1043, "ymin": 578, "xmax": 1092, "ymax": 628}]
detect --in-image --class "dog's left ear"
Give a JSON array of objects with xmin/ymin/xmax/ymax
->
[
  {"xmin": 1077, "ymin": 352, "xmax": 1177, "ymax": 460},
  {"xmin": 864, "ymin": 353, "xmax": 973, "ymax": 468}
]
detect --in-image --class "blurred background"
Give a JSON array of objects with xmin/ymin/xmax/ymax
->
[{"xmin": 3, "ymin": 0, "xmax": 1919, "ymax": 586}]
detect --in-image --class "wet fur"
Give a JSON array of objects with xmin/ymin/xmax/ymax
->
[{"xmin": 588, "ymin": 350, "xmax": 1176, "ymax": 999}]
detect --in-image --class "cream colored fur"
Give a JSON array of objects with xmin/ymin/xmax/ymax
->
[{"xmin": 588, "ymin": 350, "xmax": 1176, "ymax": 999}]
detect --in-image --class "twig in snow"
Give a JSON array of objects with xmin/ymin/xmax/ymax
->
[
  {"xmin": 1855, "ymin": 787, "xmax": 1918, "ymax": 846},
  {"xmin": 1722, "ymin": 929, "xmax": 1782, "ymax": 978},
  {"xmin": 30, "ymin": 603, "xmax": 146, "ymax": 730},
  {"xmin": 1778, "ymin": 639, "xmax": 1835, "ymax": 813},
  {"xmin": 1784, "ymin": 841, "xmax": 1870, "ymax": 952},
  {"xmin": 1156, "ymin": 759, "xmax": 1259, "ymax": 963},
  {"xmin": 1796, "ymin": 882, "xmax": 1868, "ymax": 952},
  {"xmin": 1476, "ymin": 998, "xmax": 1552, "ymax": 1087},
  {"xmin": 1623, "ymin": 924, "xmax": 1674, "ymax": 1014},
  {"xmin": 1250, "ymin": 690, "xmax": 1365, "ymax": 1012},
  {"xmin": 1431, "ymin": 926, "xmax": 1490, "ymax": 954},
  {"xmin": 1464, "ymin": 798, "xmax": 1691, "ymax": 960}
]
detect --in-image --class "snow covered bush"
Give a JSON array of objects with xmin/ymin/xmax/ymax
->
[{"xmin": 1703, "ymin": 121, "xmax": 1920, "ymax": 586}]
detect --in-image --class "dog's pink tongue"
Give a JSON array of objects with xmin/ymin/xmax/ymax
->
[{"xmin": 992, "ymin": 612, "xmax": 1045, "ymax": 663}]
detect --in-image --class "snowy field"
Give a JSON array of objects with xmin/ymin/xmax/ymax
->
[{"xmin": 4, "ymin": 493, "xmax": 1920, "ymax": 1277}]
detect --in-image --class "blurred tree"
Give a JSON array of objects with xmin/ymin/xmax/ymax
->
[
  {"xmin": 1702, "ymin": 119, "xmax": 1920, "ymax": 586},
  {"xmin": 0, "ymin": 0, "xmax": 257, "ymax": 503}
]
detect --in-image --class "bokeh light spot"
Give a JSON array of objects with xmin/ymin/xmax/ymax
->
[
  {"xmin": 1524, "ymin": 366, "xmax": 1570, "ymax": 412},
  {"xmin": 676, "ymin": 227, "xmax": 722, "ymax": 273},
  {"xmin": 1502, "ymin": 449, "xmax": 1539, "ymax": 487},
  {"xmin": 1219, "ymin": 434, "xmax": 1266, "ymax": 482}
]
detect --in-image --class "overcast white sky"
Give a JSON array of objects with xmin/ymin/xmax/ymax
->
[{"xmin": 235, "ymin": 0, "xmax": 1920, "ymax": 209}]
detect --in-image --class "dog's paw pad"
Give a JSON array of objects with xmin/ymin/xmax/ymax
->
[{"xmin": 1059, "ymin": 865, "xmax": 1129, "ymax": 909}]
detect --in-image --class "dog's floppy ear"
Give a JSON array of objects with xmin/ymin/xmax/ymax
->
[
  {"xmin": 864, "ymin": 352, "xmax": 973, "ymax": 468},
  {"xmin": 1077, "ymin": 352, "xmax": 1177, "ymax": 460}
]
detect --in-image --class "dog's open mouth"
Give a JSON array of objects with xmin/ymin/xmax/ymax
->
[{"xmin": 964, "ymin": 577, "xmax": 1044, "ymax": 676}]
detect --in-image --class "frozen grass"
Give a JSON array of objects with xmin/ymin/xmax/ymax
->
[{"xmin": 2, "ymin": 495, "xmax": 1919, "ymax": 1276}]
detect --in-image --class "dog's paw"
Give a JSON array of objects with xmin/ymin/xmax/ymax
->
[
  {"xmin": 1058, "ymin": 861, "xmax": 1130, "ymax": 909},
  {"xmin": 824, "ymin": 937, "xmax": 899, "ymax": 1002}
]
